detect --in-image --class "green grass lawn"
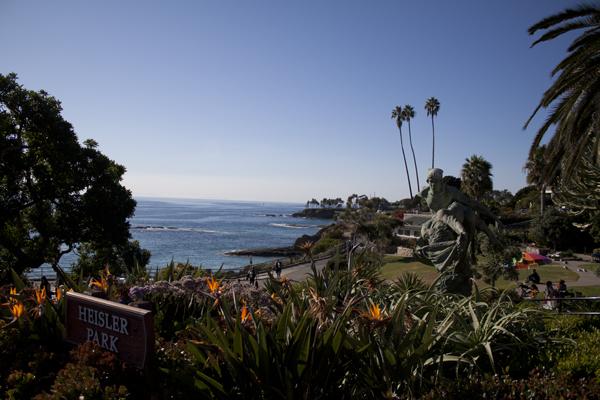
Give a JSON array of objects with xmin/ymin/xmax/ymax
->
[
  {"xmin": 381, "ymin": 255, "xmax": 581, "ymax": 289},
  {"xmin": 579, "ymin": 263, "xmax": 600, "ymax": 272},
  {"xmin": 380, "ymin": 256, "xmax": 438, "ymax": 283},
  {"xmin": 517, "ymin": 266, "xmax": 579, "ymax": 284},
  {"xmin": 568, "ymin": 286, "xmax": 600, "ymax": 296}
]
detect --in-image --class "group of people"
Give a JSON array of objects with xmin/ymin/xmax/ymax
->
[
  {"xmin": 521, "ymin": 268, "xmax": 570, "ymax": 310},
  {"xmin": 246, "ymin": 259, "xmax": 283, "ymax": 288}
]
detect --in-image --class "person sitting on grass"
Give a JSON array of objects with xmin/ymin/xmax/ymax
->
[
  {"xmin": 530, "ymin": 283, "xmax": 539, "ymax": 298},
  {"xmin": 558, "ymin": 279, "xmax": 569, "ymax": 297},
  {"xmin": 527, "ymin": 269, "xmax": 541, "ymax": 284}
]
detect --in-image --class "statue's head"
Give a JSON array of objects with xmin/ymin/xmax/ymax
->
[{"xmin": 426, "ymin": 168, "xmax": 443, "ymax": 184}]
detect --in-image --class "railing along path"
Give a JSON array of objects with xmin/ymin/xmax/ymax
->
[{"xmin": 524, "ymin": 296, "xmax": 600, "ymax": 315}]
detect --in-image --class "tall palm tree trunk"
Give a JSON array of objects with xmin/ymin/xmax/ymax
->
[
  {"xmin": 398, "ymin": 127, "xmax": 413, "ymax": 198},
  {"xmin": 431, "ymin": 115, "xmax": 435, "ymax": 169},
  {"xmin": 540, "ymin": 184, "xmax": 545, "ymax": 216},
  {"xmin": 407, "ymin": 120, "xmax": 421, "ymax": 191}
]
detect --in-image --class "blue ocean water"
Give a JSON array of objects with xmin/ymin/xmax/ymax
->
[
  {"xmin": 28, "ymin": 198, "xmax": 328, "ymax": 280},
  {"xmin": 30, "ymin": 198, "xmax": 328, "ymax": 279},
  {"xmin": 129, "ymin": 198, "xmax": 329, "ymax": 270}
]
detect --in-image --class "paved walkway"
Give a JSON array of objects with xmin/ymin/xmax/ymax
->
[
  {"xmin": 254, "ymin": 256, "xmax": 333, "ymax": 287},
  {"xmin": 562, "ymin": 258, "xmax": 600, "ymax": 287},
  {"xmin": 252, "ymin": 255, "xmax": 600, "ymax": 289}
]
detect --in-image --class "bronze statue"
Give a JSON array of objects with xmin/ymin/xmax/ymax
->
[{"xmin": 415, "ymin": 168, "xmax": 500, "ymax": 295}]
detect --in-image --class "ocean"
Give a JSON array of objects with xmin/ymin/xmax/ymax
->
[{"xmin": 33, "ymin": 198, "xmax": 330, "ymax": 278}]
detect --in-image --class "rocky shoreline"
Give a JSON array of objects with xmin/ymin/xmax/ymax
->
[
  {"xmin": 291, "ymin": 208, "xmax": 340, "ymax": 219},
  {"xmin": 224, "ymin": 247, "xmax": 300, "ymax": 257},
  {"xmin": 225, "ymin": 223, "xmax": 334, "ymax": 258}
]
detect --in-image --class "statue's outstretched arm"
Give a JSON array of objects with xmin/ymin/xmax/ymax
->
[
  {"xmin": 415, "ymin": 187, "xmax": 428, "ymax": 202},
  {"xmin": 451, "ymin": 188, "xmax": 498, "ymax": 221}
]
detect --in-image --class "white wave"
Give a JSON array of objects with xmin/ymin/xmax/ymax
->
[
  {"xmin": 269, "ymin": 223, "xmax": 313, "ymax": 229},
  {"xmin": 132, "ymin": 225, "xmax": 226, "ymax": 234}
]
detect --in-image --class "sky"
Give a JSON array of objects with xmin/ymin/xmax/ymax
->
[{"xmin": 0, "ymin": 0, "xmax": 579, "ymax": 203}]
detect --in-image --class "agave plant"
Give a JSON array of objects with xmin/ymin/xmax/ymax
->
[
  {"xmin": 167, "ymin": 249, "xmax": 555, "ymax": 398},
  {"xmin": 442, "ymin": 292, "xmax": 546, "ymax": 375},
  {"xmin": 351, "ymin": 295, "xmax": 456, "ymax": 398},
  {"xmin": 187, "ymin": 302, "xmax": 357, "ymax": 399}
]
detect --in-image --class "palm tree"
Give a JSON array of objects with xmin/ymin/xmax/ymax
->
[
  {"xmin": 391, "ymin": 106, "xmax": 413, "ymax": 199},
  {"xmin": 525, "ymin": 5, "xmax": 600, "ymax": 196},
  {"xmin": 524, "ymin": 145, "xmax": 548, "ymax": 216},
  {"xmin": 424, "ymin": 97, "xmax": 440, "ymax": 169},
  {"xmin": 402, "ymin": 105, "xmax": 421, "ymax": 191},
  {"xmin": 461, "ymin": 155, "xmax": 493, "ymax": 201}
]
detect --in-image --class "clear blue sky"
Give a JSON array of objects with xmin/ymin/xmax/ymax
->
[{"xmin": 0, "ymin": 0, "xmax": 577, "ymax": 202}]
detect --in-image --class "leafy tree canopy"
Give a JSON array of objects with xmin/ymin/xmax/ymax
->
[
  {"xmin": 0, "ymin": 73, "xmax": 136, "ymax": 279},
  {"xmin": 461, "ymin": 155, "xmax": 493, "ymax": 201},
  {"xmin": 511, "ymin": 186, "xmax": 538, "ymax": 209},
  {"xmin": 531, "ymin": 208, "xmax": 594, "ymax": 251},
  {"xmin": 72, "ymin": 240, "xmax": 150, "ymax": 278}
]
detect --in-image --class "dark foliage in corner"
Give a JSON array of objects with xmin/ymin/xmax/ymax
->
[{"xmin": 0, "ymin": 73, "xmax": 136, "ymax": 281}]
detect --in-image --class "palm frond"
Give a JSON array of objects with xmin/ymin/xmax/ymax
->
[
  {"xmin": 531, "ymin": 19, "xmax": 595, "ymax": 47},
  {"xmin": 528, "ymin": 4, "xmax": 598, "ymax": 35}
]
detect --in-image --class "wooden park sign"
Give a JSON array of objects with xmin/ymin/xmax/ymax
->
[{"xmin": 65, "ymin": 292, "xmax": 154, "ymax": 368}]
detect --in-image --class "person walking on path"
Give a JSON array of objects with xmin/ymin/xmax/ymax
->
[{"xmin": 275, "ymin": 260, "xmax": 282, "ymax": 279}]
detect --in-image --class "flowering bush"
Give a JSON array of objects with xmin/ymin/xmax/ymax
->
[{"xmin": 0, "ymin": 258, "xmax": 597, "ymax": 398}]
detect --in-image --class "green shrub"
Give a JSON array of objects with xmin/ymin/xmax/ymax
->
[
  {"xmin": 181, "ymin": 256, "xmax": 550, "ymax": 398},
  {"xmin": 560, "ymin": 249, "xmax": 575, "ymax": 258},
  {"xmin": 419, "ymin": 369, "xmax": 600, "ymax": 399},
  {"xmin": 156, "ymin": 260, "xmax": 206, "ymax": 281},
  {"xmin": 71, "ymin": 240, "xmax": 151, "ymax": 278},
  {"xmin": 0, "ymin": 322, "xmax": 65, "ymax": 398},
  {"xmin": 34, "ymin": 342, "xmax": 130, "ymax": 400},
  {"xmin": 312, "ymin": 237, "xmax": 342, "ymax": 255},
  {"xmin": 325, "ymin": 254, "xmax": 346, "ymax": 270},
  {"xmin": 557, "ymin": 328, "xmax": 600, "ymax": 380},
  {"xmin": 546, "ymin": 315, "xmax": 600, "ymax": 337}
]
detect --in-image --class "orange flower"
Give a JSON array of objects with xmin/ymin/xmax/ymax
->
[
  {"xmin": 270, "ymin": 292, "xmax": 283, "ymax": 305},
  {"xmin": 241, "ymin": 305, "xmax": 252, "ymax": 323},
  {"xmin": 91, "ymin": 266, "xmax": 111, "ymax": 292},
  {"xmin": 90, "ymin": 277, "xmax": 109, "ymax": 292},
  {"xmin": 363, "ymin": 303, "xmax": 384, "ymax": 321},
  {"xmin": 206, "ymin": 276, "xmax": 221, "ymax": 294},
  {"xmin": 370, "ymin": 304, "xmax": 382, "ymax": 320},
  {"xmin": 10, "ymin": 302, "xmax": 25, "ymax": 320},
  {"xmin": 55, "ymin": 287, "xmax": 62, "ymax": 302},
  {"xmin": 298, "ymin": 241, "xmax": 314, "ymax": 252},
  {"xmin": 34, "ymin": 287, "xmax": 46, "ymax": 305},
  {"xmin": 8, "ymin": 287, "xmax": 17, "ymax": 304},
  {"xmin": 279, "ymin": 277, "xmax": 291, "ymax": 288}
]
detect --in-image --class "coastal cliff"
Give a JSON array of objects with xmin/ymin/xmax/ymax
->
[{"xmin": 291, "ymin": 208, "xmax": 340, "ymax": 219}]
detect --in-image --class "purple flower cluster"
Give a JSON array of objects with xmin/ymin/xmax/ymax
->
[{"xmin": 128, "ymin": 276, "xmax": 216, "ymax": 301}]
